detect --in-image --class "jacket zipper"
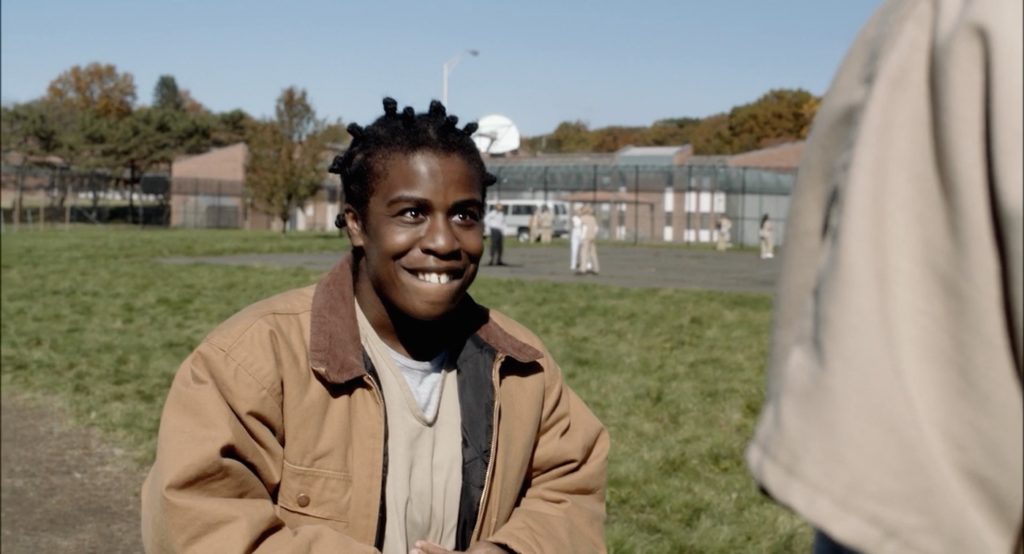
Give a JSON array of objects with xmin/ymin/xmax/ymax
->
[{"xmin": 473, "ymin": 352, "xmax": 505, "ymax": 539}]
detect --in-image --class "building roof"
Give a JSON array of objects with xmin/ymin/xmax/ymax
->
[
  {"xmin": 684, "ymin": 155, "xmax": 731, "ymax": 167},
  {"xmin": 726, "ymin": 141, "xmax": 804, "ymax": 170},
  {"xmin": 560, "ymin": 190, "xmax": 657, "ymax": 205},
  {"xmin": 485, "ymin": 152, "xmax": 616, "ymax": 168},
  {"xmin": 172, "ymin": 143, "xmax": 248, "ymax": 182},
  {"xmin": 2, "ymin": 152, "xmax": 68, "ymax": 168},
  {"xmin": 615, "ymin": 145, "xmax": 692, "ymax": 166}
]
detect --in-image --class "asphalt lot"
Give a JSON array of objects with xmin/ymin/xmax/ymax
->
[{"xmin": 162, "ymin": 243, "xmax": 781, "ymax": 295}]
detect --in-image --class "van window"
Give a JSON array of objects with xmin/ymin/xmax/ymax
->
[
  {"xmin": 555, "ymin": 204, "xmax": 566, "ymax": 215},
  {"xmin": 511, "ymin": 205, "xmax": 535, "ymax": 216}
]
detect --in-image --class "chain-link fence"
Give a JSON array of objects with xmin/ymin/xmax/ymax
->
[
  {"xmin": 169, "ymin": 178, "xmax": 341, "ymax": 231},
  {"xmin": 486, "ymin": 163, "xmax": 795, "ymax": 247},
  {"xmin": 170, "ymin": 178, "xmax": 245, "ymax": 229},
  {"xmin": 0, "ymin": 164, "xmax": 169, "ymax": 232},
  {"xmin": 2, "ymin": 161, "xmax": 796, "ymax": 245}
]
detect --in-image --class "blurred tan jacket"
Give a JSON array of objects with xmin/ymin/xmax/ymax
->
[
  {"xmin": 580, "ymin": 214, "xmax": 599, "ymax": 241},
  {"xmin": 142, "ymin": 256, "xmax": 608, "ymax": 553},
  {"xmin": 747, "ymin": 0, "xmax": 1022, "ymax": 552}
]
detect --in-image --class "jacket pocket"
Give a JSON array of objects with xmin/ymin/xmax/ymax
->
[{"xmin": 278, "ymin": 460, "xmax": 352, "ymax": 522}]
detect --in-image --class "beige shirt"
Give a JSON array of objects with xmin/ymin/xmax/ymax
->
[
  {"xmin": 357, "ymin": 304, "xmax": 462, "ymax": 554},
  {"xmin": 746, "ymin": 0, "xmax": 1023, "ymax": 552},
  {"xmin": 580, "ymin": 214, "xmax": 599, "ymax": 241}
]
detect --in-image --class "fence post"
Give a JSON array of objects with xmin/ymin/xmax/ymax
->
[
  {"xmin": 740, "ymin": 167, "xmax": 748, "ymax": 248},
  {"xmin": 663, "ymin": 168, "xmax": 674, "ymax": 243},
  {"xmin": 542, "ymin": 166, "xmax": 549, "ymax": 202},
  {"xmin": 14, "ymin": 164, "xmax": 24, "ymax": 231},
  {"xmin": 217, "ymin": 181, "xmax": 222, "ymax": 228},
  {"xmin": 138, "ymin": 179, "xmax": 144, "ymax": 228},
  {"xmin": 65, "ymin": 182, "xmax": 71, "ymax": 228},
  {"xmin": 633, "ymin": 165, "xmax": 640, "ymax": 245},
  {"xmin": 684, "ymin": 166, "xmax": 692, "ymax": 244}
]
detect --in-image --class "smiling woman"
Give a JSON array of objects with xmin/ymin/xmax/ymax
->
[
  {"xmin": 141, "ymin": 99, "xmax": 609, "ymax": 554},
  {"xmin": 345, "ymin": 151, "xmax": 485, "ymax": 335}
]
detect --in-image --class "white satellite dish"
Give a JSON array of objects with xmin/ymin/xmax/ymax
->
[{"xmin": 472, "ymin": 114, "xmax": 521, "ymax": 155}]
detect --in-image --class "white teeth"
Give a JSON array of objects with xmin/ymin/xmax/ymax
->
[{"xmin": 416, "ymin": 272, "xmax": 452, "ymax": 284}]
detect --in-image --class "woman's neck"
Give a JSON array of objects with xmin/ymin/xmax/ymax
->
[{"xmin": 353, "ymin": 266, "xmax": 456, "ymax": 362}]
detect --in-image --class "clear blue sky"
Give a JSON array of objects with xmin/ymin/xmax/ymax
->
[{"xmin": 1, "ymin": 0, "xmax": 881, "ymax": 136}]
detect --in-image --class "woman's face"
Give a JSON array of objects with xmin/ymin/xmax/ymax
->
[{"xmin": 346, "ymin": 150, "xmax": 484, "ymax": 322}]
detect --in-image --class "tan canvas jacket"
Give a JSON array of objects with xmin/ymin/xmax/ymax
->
[
  {"xmin": 747, "ymin": 0, "xmax": 1022, "ymax": 552},
  {"xmin": 142, "ymin": 255, "xmax": 609, "ymax": 553}
]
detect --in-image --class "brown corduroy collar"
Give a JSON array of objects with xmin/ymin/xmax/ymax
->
[{"xmin": 308, "ymin": 254, "xmax": 542, "ymax": 385}]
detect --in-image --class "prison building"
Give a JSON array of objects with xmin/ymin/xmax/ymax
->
[
  {"xmin": 482, "ymin": 142, "xmax": 801, "ymax": 247},
  {"xmin": 169, "ymin": 143, "xmax": 342, "ymax": 231}
]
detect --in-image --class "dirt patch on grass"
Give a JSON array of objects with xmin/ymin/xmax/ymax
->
[{"xmin": 1, "ymin": 392, "xmax": 144, "ymax": 553}]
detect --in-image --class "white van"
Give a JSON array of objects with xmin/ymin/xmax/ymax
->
[{"xmin": 484, "ymin": 199, "xmax": 571, "ymax": 242}]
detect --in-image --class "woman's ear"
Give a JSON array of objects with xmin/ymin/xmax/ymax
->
[{"xmin": 343, "ymin": 205, "xmax": 366, "ymax": 247}]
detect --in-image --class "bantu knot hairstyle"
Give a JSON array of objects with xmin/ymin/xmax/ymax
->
[{"xmin": 329, "ymin": 97, "xmax": 496, "ymax": 228}]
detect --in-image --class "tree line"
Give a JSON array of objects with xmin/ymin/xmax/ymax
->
[
  {"xmin": 0, "ymin": 62, "xmax": 345, "ymax": 230},
  {"xmin": 2, "ymin": 64, "xmax": 820, "ymax": 229},
  {"xmin": 520, "ymin": 88, "xmax": 820, "ymax": 155}
]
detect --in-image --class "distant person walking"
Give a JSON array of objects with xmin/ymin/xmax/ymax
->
[
  {"xmin": 538, "ymin": 205, "xmax": 554, "ymax": 244},
  {"xmin": 484, "ymin": 203, "xmax": 506, "ymax": 265},
  {"xmin": 716, "ymin": 216, "xmax": 733, "ymax": 251},
  {"xmin": 577, "ymin": 205, "xmax": 600, "ymax": 275},
  {"xmin": 528, "ymin": 209, "xmax": 541, "ymax": 243},
  {"xmin": 570, "ymin": 205, "xmax": 583, "ymax": 272},
  {"xmin": 758, "ymin": 214, "xmax": 774, "ymax": 259}
]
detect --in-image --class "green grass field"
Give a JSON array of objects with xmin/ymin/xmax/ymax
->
[{"xmin": 0, "ymin": 228, "xmax": 809, "ymax": 552}]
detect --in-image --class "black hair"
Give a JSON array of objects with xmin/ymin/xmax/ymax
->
[
  {"xmin": 760, "ymin": 213, "xmax": 770, "ymax": 228},
  {"xmin": 328, "ymin": 98, "xmax": 496, "ymax": 228}
]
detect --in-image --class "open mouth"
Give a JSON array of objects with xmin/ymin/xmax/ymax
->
[{"xmin": 409, "ymin": 269, "xmax": 465, "ymax": 285}]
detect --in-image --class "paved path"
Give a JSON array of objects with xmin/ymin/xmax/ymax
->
[{"xmin": 163, "ymin": 244, "xmax": 781, "ymax": 295}]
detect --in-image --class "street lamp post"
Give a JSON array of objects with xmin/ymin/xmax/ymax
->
[{"xmin": 442, "ymin": 49, "xmax": 479, "ymax": 107}]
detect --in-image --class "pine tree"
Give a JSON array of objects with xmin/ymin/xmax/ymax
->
[{"xmin": 153, "ymin": 75, "xmax": 184, "ymax": 111}]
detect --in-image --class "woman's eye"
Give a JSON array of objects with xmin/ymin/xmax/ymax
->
[
  {"xmin": 454, "ymin": 210, "xmax": 481, "ymax": 224},
  {"xmin": 399, "ymin": 208, "xmax": 423, "ymax": 220}
]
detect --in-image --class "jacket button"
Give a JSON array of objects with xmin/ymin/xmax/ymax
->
[{"xmin": 296, "ymin": 493, "xmax": 310, "ymax": 507}]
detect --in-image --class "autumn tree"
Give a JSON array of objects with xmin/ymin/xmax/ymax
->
[
  {"xmin": 179, "ymin": 89, "xmax": 206, "ymax": 113},
  {"xmin": 245, "ymin": 87, "xmax": 335, "ymax": 232},
  {"xmin": 548, "ymin": 120, "xmax": 593, "ymax": 153},
  {"xmin": 590, "ymin": 126, "xmax": 644, "ymax": 152},
  {"xmin": 642, "ymin": 117, "xmax": 701, "ymax": 146},
  {"xmin": 522, "ymin": 89, "xmax": 820, "ymax": 155},
  {"xmin": 690, "ymin": 113, "xmax": 734, "ymax": 155},
  {"xmin": 726, "ymin": 88, "xmax": 819, "ymax": 152},
  {"xmin": 46, "ymin": 63, "xmax": 136, "ymax": 119},
  {"xmin": 691, "ymin": 88, "xmax": 820, "ymax": 154}
]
